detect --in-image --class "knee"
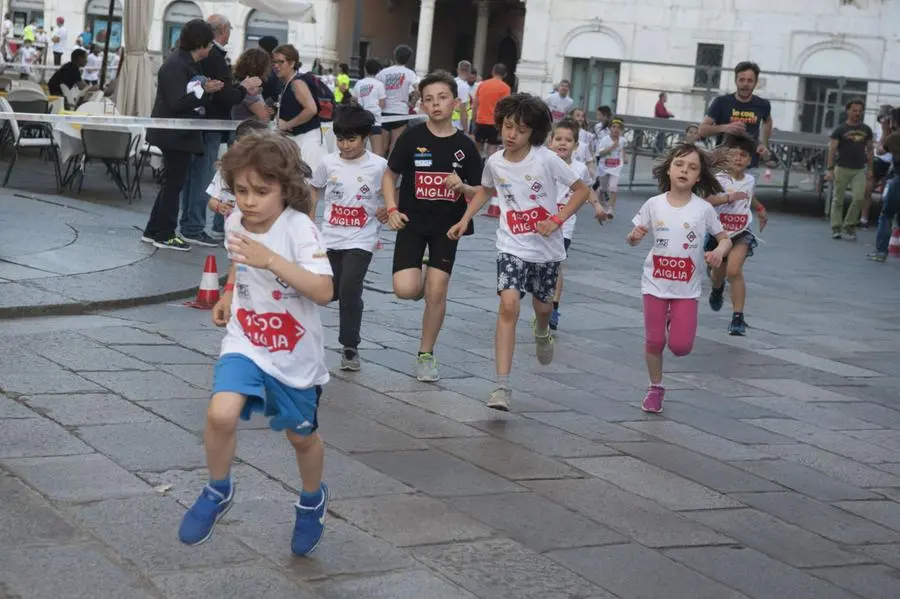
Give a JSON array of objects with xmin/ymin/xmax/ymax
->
[
  {"xmin": 287, "ymin": 430, "xmax": 321, "ymax": 453},
  {"xmin": 206, "ymin": 399, "xmax": 240, "ymax": 433},
  {"xmin": 498, "ymin": 294, "xmax": 520, "ymax": 322},
  {"xmin": 393, "ymin": 278, "xmax": 421, "ymax": 300},
  {"xmin": 669, "ymin": 337, "xmax": 695, "ymax": 357},
  {"xmin": 726, "ymin": 262, "xmax": 743, "ymax": 282},
  {"xmin": 645, "ymin": 337, "xmax": 666, "ymax": 355},
  {"xmin": 424, "ymin": 284, "xmax": 447, "ymax": 307}
]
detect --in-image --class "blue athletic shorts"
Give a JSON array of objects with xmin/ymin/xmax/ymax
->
[{"xmin": 212, "ymin": 353, "xmax": 322, "ymax": 435}]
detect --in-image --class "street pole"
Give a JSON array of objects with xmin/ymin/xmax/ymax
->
[
  {"xmin": 98, "ymin": 0, "xmax": 114, "ymax": 89},
  {"xmin": 349, "ymin": 0, "xmax": 362, "ymax": 78}
]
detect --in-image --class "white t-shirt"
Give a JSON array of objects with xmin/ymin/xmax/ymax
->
[
  {"xmin": 545, "ymin": 92, "xmax": 574, "ymax": 122},
  {"xmin": 107, "ymin": 52, "xmax": 120, "ymax": 80},
  {"xmin": 52, "ymin": 27, "xmax": 67, "ymax": 53},
  {"xmin": 596, "ymin": 136, "xmax": 624, "ymax": 177},
  {"xmin": 557, "ymin": 159, "xmax": 591, "ymax": 240},
  {"xmin": 714, "ymin": 172, "xmax": 755, "ymax": 237},
  {"xmin": 453, "ymin": 77, "xmax": 471, "ymax": 129},
  {"xmin": 483, "ymin": 146, "xmax": 579, "ymax": 263},
  {"xmin": 18, "ymin": 46, "xmax": 37, "ymax": 74},
  {"xmin": 206, "ymin": 169, "xmax": 235, "ymax": 208},
  {"xmin": 632, "ymin": 193, "xmax": 724, "ymax": 299},
  {"xmin": 594, "ymin": 123, "xmax": 609, "ymax": 141},
  {"xmin": 221, "ymin": 208, "xmax": 332, "ymax": 389},
  {"xmin": 377, "ymin": 65, "xmax": 418, "ymax": 115},
  {"xmin": 311, "ymin": 151, "xmax": 387, "ymax": 252},
  {"xmin": 351, "ymin": 77, "xmax": 386, "ymax": 126},
  {"xmin": 574, "ymin": 127, "xmax": 596, "ymax": 165},
  {"xmin": 84, "ymin": 52, "xmax": 102, "ymax": 82}
]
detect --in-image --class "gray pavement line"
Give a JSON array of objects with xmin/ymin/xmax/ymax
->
[
  {"xmin": 8, "ymin": 191, "xmax": 95, "ymax": 213},
  {"xmin": 0, "ymin": 257, "xmax": 60, "ymax": 276}
]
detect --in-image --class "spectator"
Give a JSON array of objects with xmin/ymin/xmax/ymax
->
[
  {"xmin": 545, "ymin": 79, "xmax": 574, "ymax": 122},
  {"xmin": 334, "ymin": 62, "xmax": 351, "ymax": 104},
  {"xmin": 141, "ymin": 19, "xmax": 223, "ymax": 252},
  {"xmin": 47, "ymin": 48, "xmax": 94, "ymax": 101},
  {"xmin": 231, "ymin": 47, "xmax": 272, "ymax": 121},
  {"xmin": 273, "ymin": 43, "xmax": 326, "ymax": 171},
  {"xmin": 257, "ymin": 35, "xmax": 280, "ymax": 103},
  {"xmin": 654, "ymin": 92, "xmax": 675, "ymax": 152},
  {"xmin": 311, "ymin": 57, "xmax": 324, "ymax": 75},
  {"xmin": 825, "ymin": 98, "xmax": 874, "ymax": 240},
  {"xmin": 77, "ymin": 26, "xmax": 92, "ymax": 48},
  {"xmin": 473, "ymin": 63, "xmax": 512, "ymax": 156},
  {"xmin": 51, "ymin": 17, "xmax": 67, "ymax": 66}
]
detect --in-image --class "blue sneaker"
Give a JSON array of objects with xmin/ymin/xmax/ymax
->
[
  {"xmin": 549, "ymin": 308, "xmax": 560, "ymax": 330},
  {"xmin": 291, "ymin": 483, "xmax": 329, "ymax": 556},
  {"xmin": 728, "ymin": 313, "xmax": 747, "ymax": 336},
  {"xmin": 178, "ymin": 483, "xmax": 234, "ymax": 545},
  {"xmin": 708, "ymin": 285, "xmax": 725, "ymax": 312}
]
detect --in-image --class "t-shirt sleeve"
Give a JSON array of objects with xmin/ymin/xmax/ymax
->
[
  {"xmin": 578, "ymin": 162, "xmax": 592, "ymax": 185},
  {"xmin": 376, "ymin": 81, "xmax": 386, "ymax": 101},
  {"xmin": 291, "ymin": 218, "xmax": 333, "ymax": 277},
  {"xmin": 632, "ymin": 199, "xmax": 653, "ymax": 228},
  {"xmin": 206, "ymin": 170, "xmax": 224, "ymax": 198},
  {"xmin": 387, "ymin": 127, "xmax": 413, "ymax": 174},
  {"xmin": 480, "ymin": 159, "xmax": 496, "ymax": 189},
  {"xmin": 310, "ymin": 160, "xmax": 328, "ymax": 189},
  {"xmin": 760, "ymin": 98, "xmax": 772, "ymax": 122},
  {"xmin": 705, "ymin": 202, "xmax": 724, "ymax": 236},
  {"xmin": 714, "ymin": 173, "xmax": 730, "ymax": 192},
  {"xmin": 223, "ymin": 212, "xmax": 240, "ymax": 260},
  {"xmin": 461, "ymin": 139, "xmax": 484, "ymax": 186},
  {"xmin": 548, "ymin": 152, "xmax": 579, "ymax": 189},
  {"xmin": 706, "ymin": 96, "xmax": 723, "ymax": 121},
  {"xmin": 866, "ymin": 125, "xmax": 875, "ymax": 142},
  {"xmin": 830, "ymin": 124, "xmax": 844, "ymax": 140}
]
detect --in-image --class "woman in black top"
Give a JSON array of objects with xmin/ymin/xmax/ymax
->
[
  {"xmin": 272, "ymin": 44, "xmax": 325, "ymax": 171},
  {"xmin": 141, "ymin": 19, "xmax": 223, "ymax": 251}
]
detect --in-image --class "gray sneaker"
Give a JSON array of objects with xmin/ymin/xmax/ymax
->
[
  {"xmin": 340, "ymin": 348, "xmax": 361, "ymax": 371},
  {"xmin": 415, "ymin": 353, "xmax": 440, "ymax": 382},
  {"xmin": 532, "ymin": 319, "xmax": 555, "ymax": 365},
  {"xmin": 843, "ymin": 228, "xmax": 857, "ymax": 241},
  {"xmin": 487, "ymin": 386, "xmax": 511, "ymax": 411}
]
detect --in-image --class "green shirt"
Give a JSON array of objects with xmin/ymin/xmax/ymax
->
[{"xmin": 334, "ymin": 73, "xmax": 350, "ymax": 103}]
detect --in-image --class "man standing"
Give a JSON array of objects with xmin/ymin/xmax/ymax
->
[
  {"xmin": 825, "ymin": 98, "xmax": 874, "ymax": 240},
  {"xmin": 472, "ymin": 63, "xmax": 511, "ymax": 156},
  {"xmin": 545, "ymin": 79, "xmax": 574, "ymax": 122},
  {"xmin": 654, "ymin": 92, "xmax": 674, "ymax": 152},
  {"xmin": 453, "ymin": 60, "xmax": 472, "ymax": 133},
  {"xmin": 699, "ymin": 61, "xmax": 772, "ymax": 167},
  {"xmin": 180, "ymin": 14, "xmax": 261, "ymax": 246},
  {"xmin": 51, "ymin": 17, "xmax": 68, "ymax": 66}
]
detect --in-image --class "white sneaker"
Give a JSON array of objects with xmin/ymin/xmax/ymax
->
[{"xmin": 487, "ymin": 387, "xmax": 511, "ymax": 411}]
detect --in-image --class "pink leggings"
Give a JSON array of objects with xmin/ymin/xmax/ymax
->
[{"xmin": 643, "ymin": 294, "xmax": 698, "ymax": 357}]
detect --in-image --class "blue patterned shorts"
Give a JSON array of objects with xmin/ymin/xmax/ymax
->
[{"xmin": 496, "ymin": 252, "xmax": 560, "ymax": 304}]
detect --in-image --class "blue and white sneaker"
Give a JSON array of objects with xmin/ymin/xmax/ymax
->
[
  {"xmin": 728, "ymin": 313, "xmax": 747, "ymax": 336},
  {"xmin": 178, "ymin": 483, "xmax": 234, "ymax": 545},
  {"xmin": 291, "ymin": 483, "xmax": 329, "ymax": 556},
  {"xmin": 549, "ymin": 308, "xmax": 560, "ymax": 331}
]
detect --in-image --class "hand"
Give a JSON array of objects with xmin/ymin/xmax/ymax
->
[
  {"xmin": 375, "ymin": 206, "xmax": 389, "ymax": 224},
  {"xmin": 536, "ymin": 218, "xmax": 560, "ymax": 237},
  {"xmin": 387, "ymin": 209, "xmax": 409, "ymax": 230},
  {"xmin": 593, "ymin": 205, "xmax": 609, "ymax": 223},
  {"xmin": 824, "ymin": 170, "xmax": 834, "ymax": 182},
  {"xmin": 212, "ymin": 294, "xmax": 232, "ymax": 327},
  {"xmin": 756, "ymin": 144, "xmax": 770, "ymax": 160},
  {"xmin": 627, "ymin": 225, "xmax": 649, "ymax": 246},
  {"xmin": 227, "ymin": 233, "xmax": 277, "ymax": 269},
  {"xmin": 705, "ymin": 250, "xmax": 724, "ymax": 269},
  {"xmin": 757, "ymin": 209, "xmax": 768, "ymax": 232},
  {"xmin": 724, "ymin": 121, "xmax": 746, "ymax": 134},
  {"xmin": 444, "ymin": 173, "xmax": 464, "ymax": 193},
  {"xmin": 277, "ymin": 119, "xmax": 292, "ymax": 132},
  {"xmin": 241, "ymin": 76, "xmax": 262, "ymax": 92},
  {"xmin": 203, "ymin": 79, "xmax": 224, "ymax": 93},
  {"xmin": 728, "ymin": 191, "xmax": 749, "ymax": 203},
  {"xmin": 447, "ymin": 219, "xmax": 469, "ymax": 240}
]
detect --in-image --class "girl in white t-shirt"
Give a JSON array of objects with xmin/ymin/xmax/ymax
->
[
  {"xmin": 311, "ymin": 105, "xmax": 388, "ymax": 371},
  {"xmin": 548, "ymin": 119, "xmax": 607, "ymax": 331},
  {"xmin": 627, "ymin": 143, "xmax": 732, "ymax": 414},
  {"xmin": 568, "ymin": 107, "xmax": 597, "ymax": 177},
  {"xmin": 449, "ymin": 94, "xmax": 591, "ymax": 411},
  {"xmin": 704, "ymin": 133, "xmax": 768, "ymax": 336},
  {"xmin": 180, "ymin": 131, "xmax": 334, "ymax": 558},
  {"xmin": 595, "ymin": 117, "xmax": 626, "ymax": 218}
]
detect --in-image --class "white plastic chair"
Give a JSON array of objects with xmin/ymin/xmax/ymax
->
[
  {"xmin": 6, "ymin": 87, "xmax": 47, "ymax": 102},
  {"xmin": 9, "ymin": 79, "xmax": 46, "ymax": 96},
  {"xmin": 0, "ymin": 97, "xmax": 62, "ymax": 191}
]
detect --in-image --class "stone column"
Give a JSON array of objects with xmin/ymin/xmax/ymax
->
[
  {"xmin": 414, "ymin": 0, "xmax": 436, "ymax": 75},
  {"xmin": 321, "ymin": 0, "xmax": 341, "ymax": 65},
  {"xmin": 515, "ymin": 0, "xmax": 551, "ymax": 95},
  {"xmin": 472, "ymin": 0, "xmax": 490, "ymax": 76}
]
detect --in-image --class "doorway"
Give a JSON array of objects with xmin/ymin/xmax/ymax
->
[{"xmin": 571, "ymin": 58, "xmax": 619, "ymax": 112}]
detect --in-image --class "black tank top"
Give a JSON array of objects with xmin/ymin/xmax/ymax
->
[{"xmin": 278, "ymin": 74, "xmax": 321, "ymax": 136}]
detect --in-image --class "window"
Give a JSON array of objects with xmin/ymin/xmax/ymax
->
[
  {"xmin": 570, "ymin": 58, "xmax": 620, "ymax": 112},
  {"xmin": 693, "ymin": 43, "xmax": 724, "ymax": 89}
]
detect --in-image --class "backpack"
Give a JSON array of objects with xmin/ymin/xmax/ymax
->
[{"xmin": 299, "ymin": 72, "xmax": 335, "ymax": 122}]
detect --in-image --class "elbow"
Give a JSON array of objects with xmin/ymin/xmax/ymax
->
[{"xmin": 311, "ymin": 275, "xmax": 334, "ymax": 306}]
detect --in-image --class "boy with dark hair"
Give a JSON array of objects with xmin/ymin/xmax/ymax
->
[
  {"xmin": 383, "ymin": 70, "xmax": 482, "ymax": 382},
  {"xmin": 449, "ymin": 94, "xmax": 590, "ymax": 410},
  {"xmin": 352, "ymin": 59, "xmax": 387, "ymax": 155},
  {"xmin": 311, "ymin": 105, "xmax": 388, "ymax": 370},
  {"xmin": 378, "ymin": 44, "xmax": 419, "ymax": 154}
]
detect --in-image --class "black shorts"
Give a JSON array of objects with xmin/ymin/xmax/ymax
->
[
  {"xmin": 563, "ymin": 237, "xmax": 571, "ymax": 256},
  {"xmin": 475, "ymin": 123, "xmax": 500, "ymax": 145},
  {"xmin": 392, "ymin": 227, "xmax": 460, "ymax": 275},
  {"xmin": 704, "ymin": 230, "xmax": 757, "ymax": 259},
  {"xmin": 382, "ymin": 113, "xmax": 409, "ymax": 132}
]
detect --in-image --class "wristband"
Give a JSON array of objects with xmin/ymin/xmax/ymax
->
[
  {"xmin": 224, "ymin": 283, "xmax": 235, "ymax": 292},
  {"xmin": 550, "ymin": 215, "xmax": 564, "ymax": 226},
  {"xmin": 755, "ymin": 204, "xmax": 766, "ymax": 214},
  {"xmin": 387, "ymin": 207, "xmax": 398, "ymax": 215}
]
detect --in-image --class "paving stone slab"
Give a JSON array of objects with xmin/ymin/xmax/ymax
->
[
  {"xmin": 735, "ymin": 378, "xmax": 867, "ymax": 402},
  {"xmin": 730, "ymin": 458, "xmax": 879, "ymax": 501},
  {"xmin": 415, "ymin": 538, "xmax": 614, "ymax": 599},
  {"xmin": 452, "ymin": 492, "xmax": 627, "ymax": 553},
  {"xmin": 138, "ymin": 465, "xmax": 297, "ymax": 509},
  {"xmin": 833, "ymin": 500, "xmax": 900, "ymax": 533},
  {"xmin": 668, "ymin": 372, "xmax": 774, "ymax": 397},
  {"xmin": 436, "ymin": 376, "xmax": 569, "ymax": 412},
  {"xmin": 685, "ymin": 508, "xmax": 874, "ymax": 568},
  {"xmin": 37, "ymin": 344, "xmax": 154, "ymax": 372},
  {"xmin": 656, "ymin": 402, "xmax": 794, "ymax": 444},
  {"xmin": 807, "ymin": 564, "xmax": 900, "ymax": 599},
  {"xmin": 152, "ymin": 565, "xmax": 320, "ymax": 599},
  {"xmin": 735, "ymin": 395, "xmax": 881, "ymax": 430},
  {"xmin": 0, "ymin": 471, "xmax": 82, "ymax": 547},
  {"xmin": 845, "ymin": 428, "xmax": 900, "ymax": 451},
  {"xmin": 115, "ymin": 344, "xmax": 214, "ymax": 365},
  {"xmin": 318, "ymin": 404, "xmax": 428, "ymax": 452},
  {"xmin": 548, "ymin": 543, "xmax": 748, "ymax": 599},
  {"xmin": 0, "ymin": 369, "xmax": 106, "ymax": 394},
  {"xmin": 0, "ymin": 393, "xmax": 37, "ymax": 418},
  {"xmin": 821, "ymin": 401, "xmax": 900, "ymax": 428},
  {"xmin": 536, "ymin": 411, "xmax": 647, "ymax": 443},
  {"xmin": 0, "ymin": 544, "xmax": 157, "ymax": 599},
  {"xmin": 744, "ymin": 418, "xmax": 899, "ymax": 463},
  {"xmin": 315, "ymin": 569, "xmax": 477, "ymax": 599},
  {"xmin": 665, "ymin": 546, "xmax": 862, "ymax": 599},
  {"xmin": 734, "ymin": 492, "xmax": 900, "ymax": 544},
  {"xmin": 0, "ymin": 417, "xmax": 93, "ymax": 458},
  {"xmin": 525, "ymin": 478, "xmax": 733, "ymax": 548},
  {"xmin": 431, "ymin": 437, "xmax": 582, "ymax": 480},
  {"xmin": 74, "ymin": 421, "xmax": 205, "ymax": 471},
  {"xmin": 610, "ymin": 442, "xmax": 783, "ymax": 493},
  {"xmin": 388, "ymin": 389, "xmax": 519, "ymax": 423},
  {"xmin": 24, "ymin": 393, "xmax": 158, "ymax": 426},
  {"xmin": 333, "ymin": 362, "xmax": 438, "ymax": 393},
  {"xmin": 3, "ymin": 453, "xmax": 151, "ymax": 502},
  {"xmin": 81, "ymin": 370, "xmax": 209, "ymax": 401},
  {"xmin": 78, "ymin": 326, "xmax": 174, "ymax": 345},
  {"xmin": 471, "ymin": 418, "xmax": 620, "ymax": 458},
  {"xmin": 137, "ymin": 398, "xmax": 270, "ymax": 434},
  {"xmin": 567, "ymin": 456, "xmax": 743, "ymax": 510},
  {"xmin": 159, "ymin": 364, "xmax": 215, "ymax": 389},
  {"xmin": 751, "ymin": 443, "xmax": 900, "ymax": 488},
  {"xmin": 331, "ymin": 493, "xmax": 494, "ymax": 546},
  {"xmin": 622, "ymin": 420, "xmax": 769, "ymax": 461},
  {"xmin": 752, "ymin": 348, "xmax": 883, "ymax": 378},
  {"xmin": 859, "ymin": 544, "xmax": 900, "ymax": 569},
  {"xmin": 356, "ymin": 449, "xmax": 523, "ymax": 497}
]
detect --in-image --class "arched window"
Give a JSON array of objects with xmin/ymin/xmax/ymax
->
[
  {"xmin": 244, "ymin": 9, "xmax": 288, "ymax": 49},
  {"xmin": 163, "ymin": 1, "xmax": 203, "ymax": 55},
  {"xmin": 83, "ymin": 0, "xmax": 123, "ymax": 50}
]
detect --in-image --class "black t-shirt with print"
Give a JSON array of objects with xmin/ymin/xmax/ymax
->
[
  {"xmin": 388, "ymin": 122, "xmax": 483, "ymax": 236},
  {"xmin": 706, "ymin": 93, "xmax": 771, "ymax": 167},
  {"xmin": 831, "ymin": 122, "xmax": 873, "ymax": 170}
]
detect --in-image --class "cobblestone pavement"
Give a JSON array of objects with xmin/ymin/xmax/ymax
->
[{"xmin": 2, "ymin": 192, "xmax": 900, "ymax": 599}]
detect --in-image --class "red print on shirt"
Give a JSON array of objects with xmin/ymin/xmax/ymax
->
[
  {"xmin": 719, "ymin": 212, "xmax": 749, "ymax": 232},
  {"xmin": 329, "ymin": 205, "xmax": 368, "ymax": 227},
  {"xmin": 238, "ymin": 309, "xmax": 305, "ymax": 352},
  {"xmin": 414, "ymin": 172, "xmax": 458, "ymax": 201},
  {"xmin": 652, "ymin": 255, "xmax": 695, "ymax": 282},
  {"xmin": 507, "ymin": 206, "xmax": 551, "ymax": 234}
]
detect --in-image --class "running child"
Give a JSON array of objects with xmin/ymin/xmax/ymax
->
[
  {"xmin": 351, "ymin": 59, "xmax": 387, "ymax": 156},
  {"xmin": 594, "ymin": 105, "xmax": 612, "ymax": 141},
  {"xmin": 705, "ymin": 132, "xmax": 768, "ymax": 335},
  {"xmin": 449, "ymin": 94, "xmax": 591, "ymax": 411},
  {"xmin": 627, "ymin": 143, "xmax": 732, "ymax": 414},
  {"xmin": 384, "ymin": 70, "xmax": 482, "ymax": 382},
  {"xmin": 568, "ymin": 107, "xmax": 597, "ymax": 176},
  {"xmin": 547, "ymin": 118, "xmax": 607, "ymax": 330},
  {"xmin": 178, "ymin": 131, "xmax": 334, "ymax": 556},
  {"xmin": 595, "ymin": 117, "xmax": 626, "ymax": 217},
  {"xmin": 311, "ymin": 105, "xmax": 388, "ymax": 370},
  {"xmin": 207, "ymin": 119, "xmax": 272, "ymax": 227},
  {"xmin": 377, "ymin": 45, "xmax": 419, "ymax": 155}
]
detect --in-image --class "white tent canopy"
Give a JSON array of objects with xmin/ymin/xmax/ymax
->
[
  {"xmin": 115, "ymin": 0, "xmax": 153, "ymax": 117},
  {"xmin": 239, "ymin": 0, "xmax": 316, "ymax": 22}
]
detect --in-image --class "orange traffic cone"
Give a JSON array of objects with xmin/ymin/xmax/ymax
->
[
  {"xmin": 485, "ymin": 192, "xmax": 500, "ymax": 217},
  {"xmin": 186, "ymin": 255, "xmax": 220, "ymax": 309},
  {"xmin": 889, "ymin": 227, "xmax": 900, "ymax": 257}
]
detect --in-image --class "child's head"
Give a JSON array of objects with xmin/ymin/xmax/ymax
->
[
  {"xmin": 684, "ymin": 124, "xmax": 699, "ymax": 143},
  {"xmin": 394, "ymin": 44, "xmax": 413, "ymax": 66},
  {"xmin": 596, "ymin": 105, "xmax": 612, "ymax": 125},
  {"xmin": 221, "ymin": 131, "xmax": 313, "ymax": 226},
  {"xmin": 608, "ymin": 117, "xmax": 624, "ymax": 138},
  {"xmin": 333, "ymin": 104, "xmax": 374, "ymax": 159},
  {"xmin": 418, "ymin": 70, "xmax": 458, "ymax": 123},
  {"xmin": 338, "ymin": 62, "xmax": 349, "ymax": 75},
  {"xmin": 550, "ymin": 119, "xmax": 579, "ymax": 162},
  {"xmin": 364, "ymin": 58, "xmax": 381, "ymax": 77},
  {"xmin": 720, "ymin": 132, "xmax": 755, "ymax": 175},
  {"xmin": 235, "ymin": 118, "xmax": 269, "ymax": 140},
  {"xmin": 652, "ymin": 143, "xmax": 723, "ymax": 197},
  {"xmin": 568, "ymin": 107, "xmax": 587, "ymax": 126},
  {"xmin": 494, "ymin": 93, "xmax": 552, "ymax": 152}
]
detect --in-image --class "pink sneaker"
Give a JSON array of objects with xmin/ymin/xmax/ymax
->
[{"xmin": 641, "ymin": 385, "xmax": 665, "ymax": 413}]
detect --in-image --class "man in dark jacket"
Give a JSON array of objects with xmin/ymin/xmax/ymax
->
[
  {"xmin": 180, "ymin": 14, "xmax": 261, "ymax": 246},
  {"xmin": 142, "ymin": 19, "xmax": 223, "ymax": 251}
]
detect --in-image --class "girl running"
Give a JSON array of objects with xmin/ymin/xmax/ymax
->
[
  {"xmin": 595, "ymin": 117, "xmax": 625, "ymax": 218},
  {"xmin": 627, "ymin": 143, "xmax": 732, "ymax": 414},
  {"xmin": 568, "ymin": 107, "xmax": 597, "ymax": 176}
]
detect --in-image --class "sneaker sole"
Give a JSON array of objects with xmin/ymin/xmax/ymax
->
[
  {"xmin": 181, "ymin": 498, "xmax": 233, "ymax": 547},
  {"xmin": 153, "ymin": 241, "xmax": 191, "ymax": 251},
  {"xmin": 416, "ymin": 374, "xmax": 440, "ymax": 382},
  {"xmin": 140, "ymin": 236, "xmax": 153, "ymax": 244},
  {"xmin": 641, "ymin": 404, "xmax": 663, "ymax": 414},
  {"xmin": 339, "ymin": 363, "xmax": 361, "ymax": 372},
  {"xmin": 486, "ymin": 401, "xmax": 509, "ymax": 412},
  {"xmin": 181, "ymin": 238, "xmax": 219, "ymax": 248}
]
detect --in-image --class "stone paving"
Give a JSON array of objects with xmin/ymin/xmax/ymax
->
[{"xmin": 2, "ymin": 190, "xmax": 900, "ymax": 598}]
